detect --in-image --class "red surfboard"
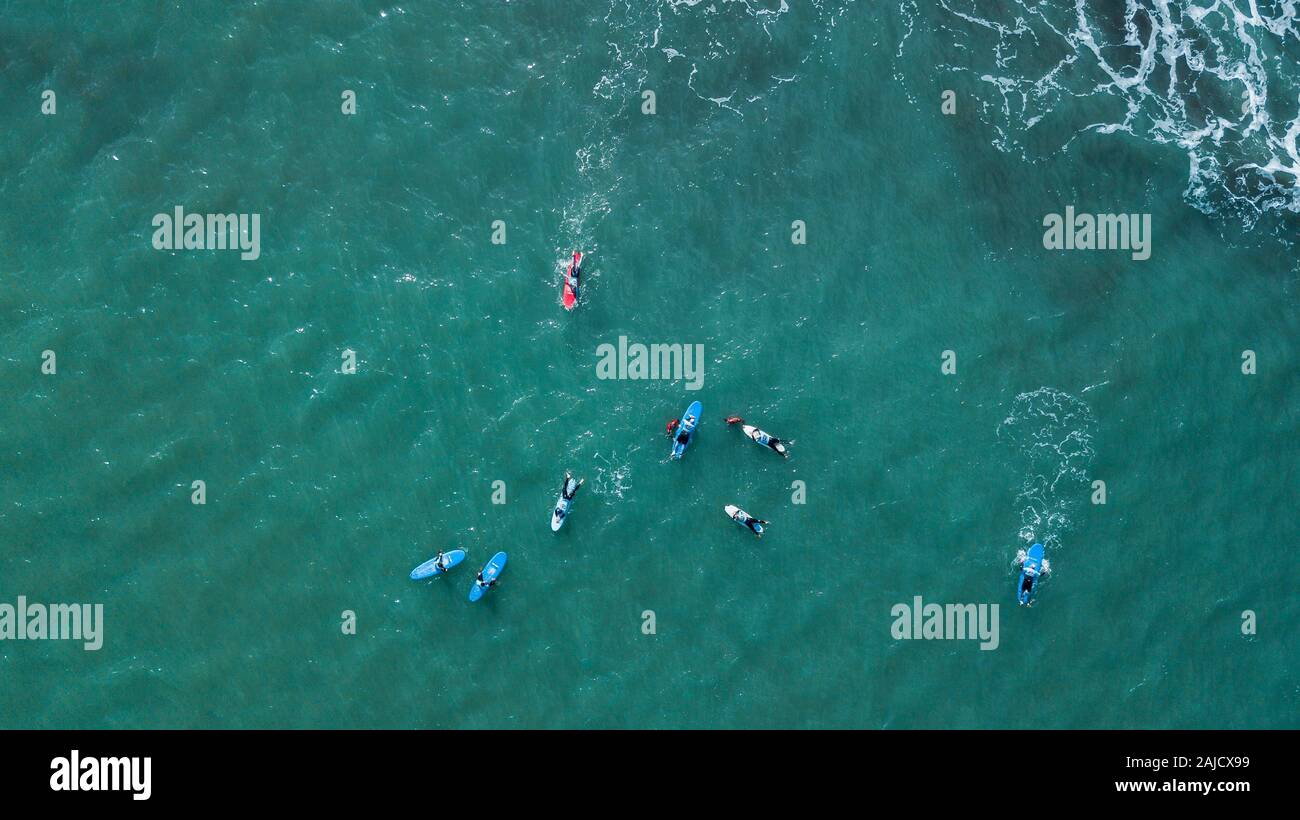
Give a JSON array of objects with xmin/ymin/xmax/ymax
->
[{"xmin": 562, "ymin": 251, "xmax": 581, "ymax": 310}]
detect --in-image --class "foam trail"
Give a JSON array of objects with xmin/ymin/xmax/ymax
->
[{"xmin": 997, "ymin": 387, "xmax": 1097, "ymax": 550}]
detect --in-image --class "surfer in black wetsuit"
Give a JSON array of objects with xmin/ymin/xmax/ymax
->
[
  {"xmin": 731, "ymin": 508, "xmax": 767, "ymax": 535},
  {"xmin": 728, "ymin": 415, "xmax": 790, "ymax": 457},
  {"xmin": 675, "ymin": 416, "xmax": 694, "ymax": 446},
  {"xmin": 561, "ymin": 472, "xmax": 582, "ymax": 500},
  {"xmin": 567, "ymin": 255, "xmax": 580, "ymax": 289}
]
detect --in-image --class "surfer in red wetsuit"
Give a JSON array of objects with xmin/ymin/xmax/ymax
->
[{"xmin": 666, "ymin": 418, "xmax": 679, "ymax": 436}]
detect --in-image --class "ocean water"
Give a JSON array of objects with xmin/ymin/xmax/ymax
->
[{"xmin": 0, "ymin": 1, "xmax": 1295, "ymax": 729}]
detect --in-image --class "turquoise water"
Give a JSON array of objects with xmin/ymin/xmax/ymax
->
[{"xmin": 1, "ymin": 2, "xmax": 1296, "ymax": 728}]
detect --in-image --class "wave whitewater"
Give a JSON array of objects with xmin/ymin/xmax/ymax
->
[
  {"xmin": 998, "ymin": 387, "xmax": 1098, "ymax": 551},
  {"xmin": 904, "ymin": 0, "xmax": 1300, "ymax": 237}
]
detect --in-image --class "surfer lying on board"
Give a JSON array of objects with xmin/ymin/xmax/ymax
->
[
  {"xmin": 561, "ymin": 471, "xmax": 584, "ymax": 500},
  {"xmin": 1020, "ymin": 572, "xmax": 1035, "ymax": 597},
  {"xmin": 566, "ymin": 255, "xmax": 580, "ymax": 288},
  {"xmin": 675, "ymin": 424, "xmax": 692, "ymax": 446},
  {"xmin": 669, "ymin": 413, "xmax": 696, "ymax": 444},
  {"xmin": 731, "ymin": 508, "xmax": 768, "ymax": 535},
  {"xmin": 726, "ymin": 415, "xmax": 790, "ymax": 457},
  {"xmin": 1014, "ymin": 549, "xmax": 1052, "ymax": 574}
]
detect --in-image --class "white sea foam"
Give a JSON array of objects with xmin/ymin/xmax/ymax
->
[
  {"xmin": 909, "ymin": 0, "xmax": 1300, "ymax": 234},
  {"xmin": 592, "ymin": 446, "xmax": 638, "ymax": 499},
  {"xmin": 997, "ymin": 387, "xmax": 1097, "ymax": 550}
]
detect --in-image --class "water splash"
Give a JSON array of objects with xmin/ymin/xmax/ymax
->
[
  {"xmin": 997, "ymin": 387, "xmax": 1097, "ymax": 550},
  {"xmin": 592, "ymin": 446, "xmax": 638, "ymax": 499},
  {"xmin": 567, "ymin": 0, "xmax": 856, "ymax": 247},
  {"xmin": 905, "ymin": 0, "xmax": 1300, "ymax": 237}
]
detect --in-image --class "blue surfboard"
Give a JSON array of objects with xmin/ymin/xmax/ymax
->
[
  {"xmin": 670, "ymin": 400, "xmax": 703, "ymax": 460},
  {"xmin": 1017, "ymin": 543, "xmax": 1044, "ymax": 605},
  {"xmin": 410, "ymin": 549, "xmax": 467, "ymax": 580},
  {"xmin": 469, "ymin": 551, "xmax": 508, "ymax": 602}
]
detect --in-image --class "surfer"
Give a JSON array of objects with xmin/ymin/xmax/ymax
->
[
  {"xmin": 726, "ymin": 415, "xmax": 789, "ymax": 457},
  {"xmin": 762, "ymin": 434, "xmax": 788, "ymax": 456},
  {"xmin": 1019, "ymin": 571, "xmax": 1035, "ymax": 595},
  {"xmin": 675, "ymin": 423, "xmax": 691, "ymax": 447},
  {"xmin": 1014, "ymin": 543, "xmax": 1051, "ymax": 605},
  {"xmin": 561, "ymin": 471, "xmax": 583, "ymax": 500},
  {"xmin": 562, "ymin": 251, "xmax": 582, "ymax": 311},
  {"xmin": 1014, "ymin": 550, "xmax": 1052, "ymax": 574},
  {"xmin": 552, "ymin": 471, "xmax": 585, "ymax": 531},
  {"xmin": 731, "ymin": 508, "xmax": 768, "ymax": 536},
  {"xmin": 669, "ymin": 401, "xmax": 702, "ymax": 460}
]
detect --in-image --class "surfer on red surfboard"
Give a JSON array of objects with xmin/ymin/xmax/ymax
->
[{"xmin": 563, "ymin": 251, "xmax": 582, "ymax": 310}]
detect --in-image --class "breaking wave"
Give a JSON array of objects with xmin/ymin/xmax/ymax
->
[{"xmin": 905, "ymin": 0, "xmax": 1300, "ymax": 237}]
